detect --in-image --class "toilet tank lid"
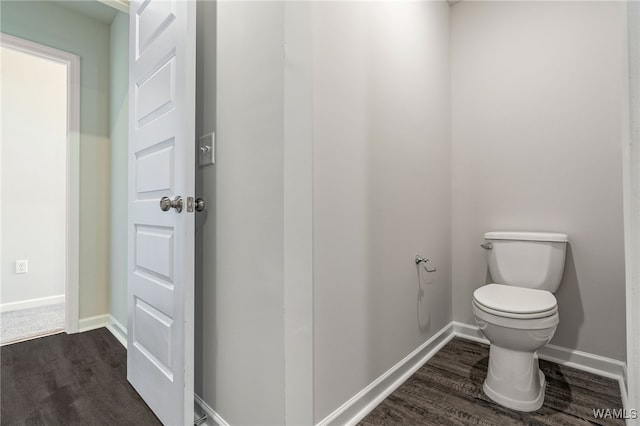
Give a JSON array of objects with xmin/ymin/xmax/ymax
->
[{"xmin": 484, "ymin": 231, "xmax": 568, "ymax": 242}]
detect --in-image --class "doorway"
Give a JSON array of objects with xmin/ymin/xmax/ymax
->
[{"xmin": 0, "ymin": 33, "xmax": 79, "ymax": 345}]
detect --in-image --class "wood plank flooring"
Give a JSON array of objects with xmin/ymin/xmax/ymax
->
[
  {"xmin": 1, "ymin": 328, "xmax": 162, "ymax": 426},
  {"xmin": 1, "ymin": 331, "xmax": 625, "ymax": 425},
  {"xmin": 359, "ymin": 338, "xmax": 625, "ymax": 426}
]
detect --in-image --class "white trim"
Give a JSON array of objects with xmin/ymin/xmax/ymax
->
[
  {"xmin": 452, "ymin": 321, "xmax": 627, "ymax": 382},
  {"xmin": 0, "ymin": 330, "xmax": 64, "ymax": 347},
  {"xmin": 194, "ymin": 394, "xmax": 230, "ymax": 426},
  {"xmin": 452, "ymin": 321, "xmax": 490, "ymax": 345},
  {"xmin": 544, "ymin": 345, "xmax": 628, "ymax": 412},
  {"xmin": 78, "ymin": 314, "xmax": 109, "ymax": 332},
  {"xmin": 97, "ymin": 0, "xmax": 129, "ymax": 14},
  {"xmin": 98, "ymin": 320, "xmax": 231, "ymax": 426},
  {"xmin": 542, "ymin": 344, "xmax": 627, "ymax": 382},
  {"xmin": 78, "ymin": 314, "xmax": 128, "ymax": 346},
  {"xmin": 97, "ymin": 318, "xmax": 629, "ymax": 424},
  {"xmin": 0, "ymin": 33, "xmax": 81, "ymax": 335},
  {"xmin": 317, "ymin": 321, "xmax": 629, "ymax": 426},
  {"xmin": 624, "ymin": 0, "xmax": 640, "ymax": 420},
  {"xmin": 452, "ymin": 321, "xmax": 629, "ymax": 412},
  {"xmin": 317, "ymin": 323, "xmax": 456, "ymax": 426},
  {"xmin": 0, "ymin": 295, "xmax": 64, "ymax": 313},
  {"xmin": 67, "ymin": 45, "xmax": 81, "ymax": 335},
  {"xmin": 103, "ymin": 321, "xmax": 229, "ymax": 426},
  {"xmin": 106, "ymin": 315, "xmax": 128, "ymax": 348},
  {"xmin": 81, "ymin": 314, "xmax": 127, "ymax": 348}
]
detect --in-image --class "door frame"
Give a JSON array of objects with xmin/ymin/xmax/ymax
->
[
  {"xmin": 0, "ymin": 33, "xmax": 80, "ymax": 333},
  {"xmin": 624, "ymin": 0, "xmax": 640, "ymax": 414}
]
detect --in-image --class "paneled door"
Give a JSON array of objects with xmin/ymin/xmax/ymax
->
[{"xmin": 127, "ymin": 1, "xmax": 196, "ymax": 424}]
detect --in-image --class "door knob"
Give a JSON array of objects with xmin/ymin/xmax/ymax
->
[
  {"xmin": 160, "ymin": 196, "xmax": 184, "ymax": 213},
  {"xmin": 195, "ymin": 198, "xmax": 206, "ymax": 212}
]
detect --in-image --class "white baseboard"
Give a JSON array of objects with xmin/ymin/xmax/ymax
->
[
  {"xmin": 195, "ymin": 393, "xmax": 230, "ymax": 426},
  {"xmin": 452, "ymin": 321, "xmax": 627, "ymax": 379},
  {"xmin": 452, "ymin": 321, "xmax": 489, "ymax": 344},
  {"xmin": 315, "ymin": 321, "xmax": 628, "ymax": 426},
  {"xmin": 101, "ymin": 320, "xmax": 227, "ymax": 426},
  {"xmin": 90, "ymin": 316, "xmax": 629, "ymax": 425},
  {"xmin": 0, "ymin": 294, "xmax": 64, "ymax": 313},
  {"xmin": 106, "ymin": 315, "xmax": 127, "ymax": 348},
  {"xmin": 317, "ymin": 323, "xmax": 456, "ymax": 426},
  {"xmin": 452, "ymin": 321, "xmax": 628, "ymax": 410},
  {"xmin": 78, "ymin": 313, "xmax": 128, "ymax": 350},
  {"xmin": 78, "ymin": 314, "xmax": 109, "ymax": 332}
]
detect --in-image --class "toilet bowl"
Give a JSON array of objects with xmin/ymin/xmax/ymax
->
[
  {"xmin": 472, "ymin": 231, "xmax": 568, "ymax": 412},
  {"xmin": 473, "ymin": 284, "xmax": 558, "ymax": 411}
]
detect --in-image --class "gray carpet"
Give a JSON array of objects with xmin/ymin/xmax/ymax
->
[{"xmin": 1, "ymin": 303, "xmax": 64, "ymax": 345}]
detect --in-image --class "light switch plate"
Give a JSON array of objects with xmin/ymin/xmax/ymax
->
[{"xmin": 199, "ymin": 133, "xmax": 214, "ymax": 167}]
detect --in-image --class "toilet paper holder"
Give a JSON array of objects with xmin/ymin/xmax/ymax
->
[{"xmin": 415, "ymin": 255, "xmax": 436, "ymax": 272}]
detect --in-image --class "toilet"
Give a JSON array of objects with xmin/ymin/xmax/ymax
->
[{"xmin": 472, "ymin": 231, "xmax": 568, "ymax": 412}]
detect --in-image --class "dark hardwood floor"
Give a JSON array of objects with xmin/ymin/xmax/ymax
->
[
  {"xmin": 1, "ymin": 328, "xmax": 161, "ymax": 426},
  {"xmin": 2, "ymin": 331, "xmax": 625, "ymax": 426},
  {"xmin": 360, "ymin": 338, "xmax": 625, "ymax": 426}
]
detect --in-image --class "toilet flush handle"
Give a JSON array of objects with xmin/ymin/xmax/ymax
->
[{"xmin": 480, "ymin": 242, "xmax": 493, "ymax": 250}]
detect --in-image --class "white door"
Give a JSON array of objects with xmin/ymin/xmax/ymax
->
[{"xmin": 127, "ymin": 1, "xmax": 196, "ymax": 425}]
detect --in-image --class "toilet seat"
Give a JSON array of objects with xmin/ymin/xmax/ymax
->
[{"xmin": 473, "ymin": 284, "xmax": 557, "ymax": 319}]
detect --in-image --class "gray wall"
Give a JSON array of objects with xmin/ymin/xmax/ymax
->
[
  {"xmin": 311, "ymin": 2, "xmax": 452, "ymax": 421},
  {"xmin": 193, "ymin": 2, "xmax": 628, "ymax": 423},
  {"xmin": 451, "ymin": 1, "xmax": 627, "ymax": 361},
  {"xmin": 109, "ymin": 11, "xmax": 129, "ymax": 327},
  {"xmin": 199, "ymin": 2, "xmax": 287, "ymax": 424},
  {"xmin": 202, "ymin": 3, "xmax": 452, "ymax": 422},
  {"xmin": 198, "ymin": 3, "xmax": 315, "ymax": 423},
  {"xmin": 1, "ymin": 0, "xmax": 112, "ymax": 319}
]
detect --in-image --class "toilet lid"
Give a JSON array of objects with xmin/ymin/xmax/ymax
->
[{"xmin": 473, "ymin": 284, "xmax": 557, "ymax": 315}]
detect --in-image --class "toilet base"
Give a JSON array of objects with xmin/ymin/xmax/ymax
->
[{"xmin": 482, "ymin": 344, "xmax": 546, "ymax": 412}]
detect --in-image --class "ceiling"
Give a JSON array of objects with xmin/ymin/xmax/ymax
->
[{"xmin": 54, "ymin": 0, "xmax": 122, "ymax": 25}]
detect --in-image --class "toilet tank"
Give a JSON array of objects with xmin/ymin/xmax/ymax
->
[{"xmin": 484, "ymin": 231, "xmax": 568, "ymax": 293}]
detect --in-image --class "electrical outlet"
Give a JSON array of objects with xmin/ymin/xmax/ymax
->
[{"xmin": 15, "ymin": 260, "xmax": 28, "ymax": 274}]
